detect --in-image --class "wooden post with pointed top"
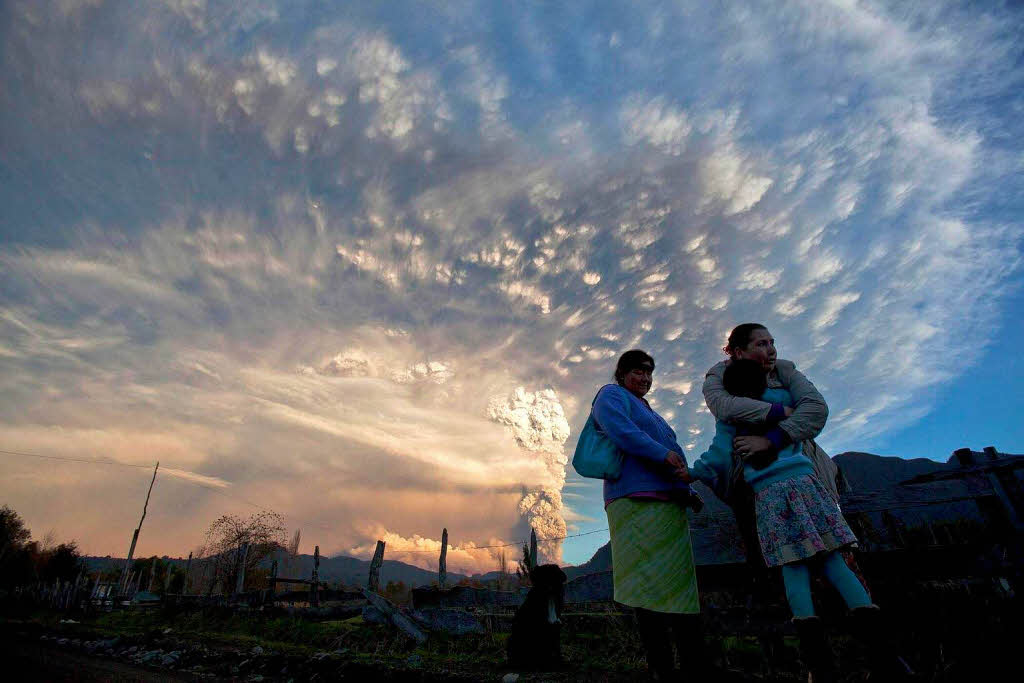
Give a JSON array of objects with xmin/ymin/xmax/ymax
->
[
  {"xmin": 529, "ymin": 528, "xmax": 538, "ymax": 570},
  {"xmin": 184, "ymin": 552, "xmax": 193, "ymax": 595},
  {"xmin": 310, "ymin": 546, "xmax": 320, "ymax": 608},
  {"xmin": 368, "ymin": 540, "xmax": 385, "ymax": 592},
  {"xmin": 438, "ymin": 528, "xmax": 448, "ymax": 589}
]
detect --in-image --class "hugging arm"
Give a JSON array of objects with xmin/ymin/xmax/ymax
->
[
  {"xmin": 702, "ymin": 362, "xmax": 773, "ymax": 423},
  {"xmin": 704, "ymin": 359, "xmax": 828, "ymax": 452},
  {"xmin": 773, "ymin": 363, "xmax": 828, "ymax": 444}
]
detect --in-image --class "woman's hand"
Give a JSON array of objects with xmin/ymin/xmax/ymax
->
[
  {"xmin": 784, "ymin": 406, "xmax": 794, "ymax": 417},
  {"xmin": 733, "ymin": 435, "xmax": 774, "ymax": 459},
  {"xmin": 666, "ymin": 451, "xmax": 694, "ymax": 483}
]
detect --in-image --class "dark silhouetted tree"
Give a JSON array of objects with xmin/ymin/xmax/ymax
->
[
  {"xmin": 515, "ymin": 542, "xmax": 532, "ymax": 586},
  {"xmin": 0, "ymin": 505, "xmax": 36, "ymax": 587},
  {"xmin": 204, "ymin": 511, "xmax": 286, "ymax": 594},
  {"xmin": 39, "ymin": 542, "xmax": 84, "ymax": 583}
]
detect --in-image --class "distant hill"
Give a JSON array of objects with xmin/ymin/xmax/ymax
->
[
  {"xmin": 262, "ymin": 548, "xmax": 469, "ymax": 587},
  {"xmin": 833, "ymin": 450, "xmax": 956, "ymax": 491},
  {"xmin": 85, "ymin": 549, "xmax": 469, "ymax": 588}
]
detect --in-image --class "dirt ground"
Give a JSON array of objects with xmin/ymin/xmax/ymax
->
[{"xmin": 2, "ymin": 636, "xmax": 204, "ymax": 682}]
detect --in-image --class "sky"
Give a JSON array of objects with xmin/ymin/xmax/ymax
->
[{"xmin": 1, "ymin": 0, "xmax": 1022, "ymax": 572}]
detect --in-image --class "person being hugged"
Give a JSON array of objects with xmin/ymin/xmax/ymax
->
[
  {"xmin": 684, "ymin": 357, "xmax": 909, "ymax": 681},
  {"xmin": 593, "ymin": 349, "xmax": 709, "ymax": 680}
]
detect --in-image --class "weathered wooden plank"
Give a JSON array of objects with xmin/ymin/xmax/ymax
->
[
  {"xmin": 273, "ymin": 577, "xmax": 316, "ymax": 585},
  {"xmin": 360, "ymin": 588, "xmax": 427, "ymax": 644}
]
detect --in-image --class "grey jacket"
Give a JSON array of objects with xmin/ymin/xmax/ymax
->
[{"xmin": 703, "ymin": 358, "xmax": 841, "ymax": 501}]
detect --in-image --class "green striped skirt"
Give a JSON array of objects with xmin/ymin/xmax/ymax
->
[{"xmin": 606, "ymin": 497, "xmax": 700, "ymax": 614}]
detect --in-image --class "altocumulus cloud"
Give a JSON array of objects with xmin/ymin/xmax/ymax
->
[{"xmin": 1, "ymin": 0, "xmax": 1022, "ymax": 570}]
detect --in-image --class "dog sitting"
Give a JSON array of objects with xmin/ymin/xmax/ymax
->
[{"xmin": 507, "ymin": 563, "xmax": 568, "ymax": 669}]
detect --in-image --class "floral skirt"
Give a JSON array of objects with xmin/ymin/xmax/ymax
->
[{"xmin": 755, "ymin": 474, "xmax": 858, "ymax": 567}]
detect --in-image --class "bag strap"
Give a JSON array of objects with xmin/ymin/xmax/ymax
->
[{"xmin": 590, "ymin": 384, "xmax": 630, "ymax": 431}]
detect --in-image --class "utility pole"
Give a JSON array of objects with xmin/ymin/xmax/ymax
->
[{"xmin": 118, "ymin": 462, "xmax": 159, "ymax": 597}]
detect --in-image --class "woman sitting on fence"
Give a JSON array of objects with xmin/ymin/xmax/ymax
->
[{"xmin": 591, "ymin": 349, "xmax": 709, "ymax": 680}]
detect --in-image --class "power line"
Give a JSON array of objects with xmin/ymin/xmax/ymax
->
[
  {"xmin": 0, "ymin": 447, "xmax": 275, "ymax": 516},
  {"xmin": 0, "ymin": 448, "xmax": 154, "ymax": 468},
  {"xmin": 1, "ymin": 445, "xmax": 608, "ymax": 550},
  {"xmin": 394, "ymin": 526, "xmax": 611, "ymax": 552},
  {"xmin": 0, "ymin": 447, "xmax": 329, "ymax": 530}
]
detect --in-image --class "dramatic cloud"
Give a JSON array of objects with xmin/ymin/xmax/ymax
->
[
  {"xmin": 489, "ymin": 387, "xmax": 571, "ymax": 562},
  {"xmin": 1, "ymin": 0, "xmax": 1021, "ymax": 568}
]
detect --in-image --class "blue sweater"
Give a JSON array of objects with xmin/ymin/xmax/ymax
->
[
  {"xmin": 591, "ymin": 384, "xmax": 695, "ymax": 504},
  {"xmin": 691, "ymin": 387, "xmax": 814, "ymax": 494}
]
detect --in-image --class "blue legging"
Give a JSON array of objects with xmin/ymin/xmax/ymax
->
[{"xmin": 781, "ymin": 551, "xmax": 872, "ymax": 618}]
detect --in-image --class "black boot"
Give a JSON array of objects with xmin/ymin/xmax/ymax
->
[
  {"xmin": 636, "ymin": 608, "xmax": 675, "ymax": 681},
  {"xmin": 671, "ymin": 613, "xmax": 712, "ymax": 676},
  {"xmin": 849, "ymin": 605, "xmax": 915, "ymax": 679},
  {"xmin": 793, "ymin": 616, "xmax": 835, "ymax": 683}
]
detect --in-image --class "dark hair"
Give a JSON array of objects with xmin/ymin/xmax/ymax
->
[
  {"xmin": 614, "ymin": 349, "xmax": 655, "ymax": 385},
  {"xmin": 723, "ymin": 358, "xmax": 768, "ymax": 399},
  {"xmin": 724, "ymin": 323, "xmax": 768, "ymax": 357}
]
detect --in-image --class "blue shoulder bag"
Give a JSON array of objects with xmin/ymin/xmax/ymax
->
[{"xmin": 571, "ymin": 388, "xmax": 628, "ymax": 480}]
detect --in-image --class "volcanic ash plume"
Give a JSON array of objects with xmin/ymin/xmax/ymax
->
[{"xmin": 488, "ymin": 387, "xmax": 571, "ymax": 562}]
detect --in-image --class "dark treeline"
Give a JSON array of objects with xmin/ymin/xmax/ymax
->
[{"xmin": 0, "ymin": 504, "xmax": 84, "ymax": 589}]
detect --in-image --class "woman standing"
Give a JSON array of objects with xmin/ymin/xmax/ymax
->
[
  {"xmin": 703, "ymin": 323, "xmax": 835, "ymax": 495},
  {"xmin": 700, "ymin": 324, "xmax": 909, "ymax": 681},
  {"xmin": 593, "ymin": 349, "xmax": 707, "ymax": 680},
  {"xmin": 701, "ymin": 323, "xmax": 837, "ymax": 572}
]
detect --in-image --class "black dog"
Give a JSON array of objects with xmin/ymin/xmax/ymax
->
[{"xmin": 507, "ymin": 563, "xmax": 567, "ymax": 669}]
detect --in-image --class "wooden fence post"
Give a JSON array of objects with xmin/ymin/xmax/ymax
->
[
  {"xmin": 438, "ymin": 528, "xmax": 448, "ymax": 589},
  {"xmin": 89, "ymin": 574, "xmax": 101, "ymax": 605},
  {"xmin": 70, "ymin": 572, "xmax": 83, "ymax": 609},
  {"xmin": 529, "ymin": 528, "xmax": 538, "ymax": 570},
  {"xmin": 235, "ymin": 543, "xmax": 249, "ymax": 595},
  {"xmin": 310, "ymin": 546, "xmax": 320, "ymax": 608},
  {"xmin": 184, "ymin": 552, "xmax": 193, "ymax": 595},
  {"xmin": 368, "ymin": 540, "xmax": 385, "ymax": 592},
  {"xmin": 119, "ymin": 529, "xmax": 140, "ymax": 596},
  {"xmin": 267, "ymin": 559, "xmax": 278, "ymax": 607}
]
